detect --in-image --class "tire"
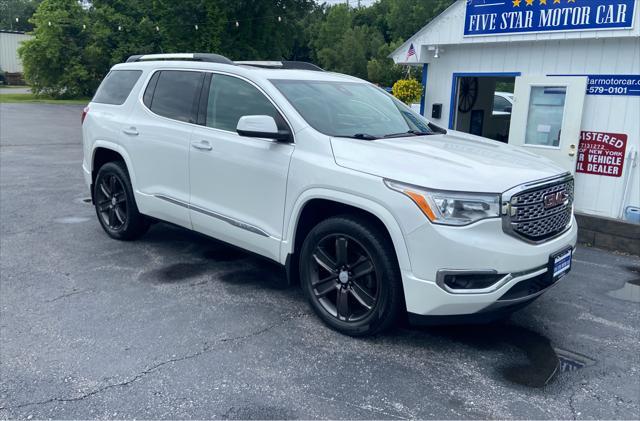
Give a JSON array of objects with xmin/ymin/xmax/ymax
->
[
  {"xmin": 93, "ymin": 161, "xmax": 149, "ymax": 240},
  {"xmin": 299, "ymin": 215, "xmax": 403, "ymax": 336}
]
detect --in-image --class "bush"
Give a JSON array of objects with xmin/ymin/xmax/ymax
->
[{"xmin": 391, "ymin": 78, "xmax": 422, "ymax": 104}]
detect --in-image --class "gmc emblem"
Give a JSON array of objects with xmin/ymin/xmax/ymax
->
[{"xmin": 543, "ymin": 191, "xmax": 569, "ymax": 209}]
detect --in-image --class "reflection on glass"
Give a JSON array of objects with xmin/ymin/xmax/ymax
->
[{"xmin": 524, "ymin": 86, "xmax": 567, "ymax": 147}]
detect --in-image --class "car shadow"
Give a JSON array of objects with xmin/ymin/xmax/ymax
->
[{"xmin": 137, "ymin": 222, "xmax": 290, "ymax": 290}]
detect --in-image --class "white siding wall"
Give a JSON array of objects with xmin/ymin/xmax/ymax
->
[
  {"xmin": 0, "ymin": 32, "xmax": 32, "ymax": 73},
  {"xmin": 423, "ymin": 37, "xmax": 640, "ymax": 219}
]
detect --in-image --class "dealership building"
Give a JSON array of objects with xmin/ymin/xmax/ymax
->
[{"xmin": 391, "ymin": 0, "xmax": 639, "ymax": 240}]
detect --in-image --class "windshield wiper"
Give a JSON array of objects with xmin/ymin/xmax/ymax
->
[
  {"xmin": 335, "ymin": 133, "xmax": 379, "ymax": 140},
  {"xmin": 383, "ymin": 130, "xmax": 433, "ymax": 138}
]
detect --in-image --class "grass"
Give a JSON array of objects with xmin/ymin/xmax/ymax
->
[
  {"xmin": 0, "ymin": 93, "xmax": 89, "ymax": 105},
  {"xmin": 0, "ymin": 85, "xmax": 31, "ymax": 89}
]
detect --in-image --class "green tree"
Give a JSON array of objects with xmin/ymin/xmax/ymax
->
[
  {"xmin": 367, "ymin": 40, "xmax": 404, "ymax": 87},
  {"xmin": 18, "ymin": 0, "xmax": 91, "ymax": 97},
  {"xmin": 0, "ymin": 0, "xmax": 41, "ymax": 31},
  {"xmin": 218, "ymin": 0, "xmax": 315, "ymax": 60},
  {"xmin": 151, "ymin": 0, "xmax": 224, "ymax": 54},
  {"xmin": 384, "ymin": 0, "xmax": 453, "ymax": 41},
  {"xmin": 85, "ymin": 0, "xmax": 161, "ymax": 84},
  {"xmin": 308, "ymin": 5, "xmax": 384, "ymax": 79}
]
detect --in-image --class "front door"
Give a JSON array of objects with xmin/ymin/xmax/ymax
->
[
  {"xmin": 189, "ymin": 73, "xmax": 294, "ymax": 261},
  {"xmin": 508, "ymin": 76, "xmax": 587, "ymax": 173}
]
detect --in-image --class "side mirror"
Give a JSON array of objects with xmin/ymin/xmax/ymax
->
[{"xmin": 236, "ymin": 115, "xmax": 292, "ymax": 142}]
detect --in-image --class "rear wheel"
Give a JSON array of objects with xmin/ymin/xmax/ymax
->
[
  {"xmin": 94, "ymin": 161, "xmax": 149, "ymax": 240},
  {"xmin": 299, "ymin": 215, "xmax": 403, "ymax": 336}
]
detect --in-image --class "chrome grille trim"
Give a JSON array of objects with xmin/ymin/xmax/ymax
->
[{"xmin": 501, "ymin": 173, "xmax": 574, "ymax": 244}]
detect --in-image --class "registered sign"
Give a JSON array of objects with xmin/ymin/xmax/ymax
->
[{"xmin": 576, "ymin": 131, "xmax": 628, "ymax": 177}]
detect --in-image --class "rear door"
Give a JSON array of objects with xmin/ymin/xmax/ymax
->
[
  {"xmin": 508, "ymin": 76, "xmax": 588, "ymax": 173},
  {"xmin": 126, "ymin": 69, "xmax": 204, "ymax": 228},
  {"xmin": 189, "ymin": 73, "xmax": 294, "ymax": 260}
]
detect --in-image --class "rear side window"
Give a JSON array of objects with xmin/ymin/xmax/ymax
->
[
  {"xmin": 145, "ymin": 70, "xmax": 204, "ymax": 123},
  {"xmin": 93, "ymin": 70, "xmax": 142, "ymax": 105}
]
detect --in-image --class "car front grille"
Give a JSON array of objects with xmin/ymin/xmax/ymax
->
[{"xmin": 503, "ymin": 176, "xmax": 574, "ymax": 243}]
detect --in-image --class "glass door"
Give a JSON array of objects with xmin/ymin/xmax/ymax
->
[{"xmin": 508, "ymin": 76, "xmax": 587, "ymax": 173}]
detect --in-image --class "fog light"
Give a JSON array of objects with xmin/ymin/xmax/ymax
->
[{"xmin": 443, "ymin": 273, "xmax": 504, "ymax": 290}]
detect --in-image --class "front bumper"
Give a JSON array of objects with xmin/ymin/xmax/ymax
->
[{"xmin": 400, "ymin": 216, "xmax": 577, "ymax": 316}]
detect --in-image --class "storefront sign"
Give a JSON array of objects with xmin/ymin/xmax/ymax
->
[
  {"xmin": 576, "ymin": 131, "xmax": 627, "ymax": 177},
  {"xmin": 464, "ymin": 0, "xmax": 636, "ymax": 37},
  {"xmin": 585, "ymin": 75, "xmax": 640, "ymax": 96},
  {"xmin": 552, "ymin": 74, "xmax": 640, "ymax": 96}
]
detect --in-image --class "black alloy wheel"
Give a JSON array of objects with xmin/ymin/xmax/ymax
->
[
  {"xmin": 300, "ymin": 215, "xmax": 403, "ymax": 336},
  {"xmin": 311, "ymin": 234, "xmax": 379, "ymax": 322},
  {"xmin": 94, "ymin": 161, "xmax": 149, "ymax": 240},
  {"xmin": 96, "ymin": 174, "xmax": 127, "ymax": 231}
]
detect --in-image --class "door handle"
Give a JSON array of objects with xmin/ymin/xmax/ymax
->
[
  {"xmin": 192, "ymin": 141, "xmax": 213, "ymax": 151},
  {"xmin": 122, "ymin": 127, "xmax": 139, "ymax": 136}
]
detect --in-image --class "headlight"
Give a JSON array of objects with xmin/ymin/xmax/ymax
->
[{"xmin": 385, "ymin": 180, "xmax": 500, "ymax": 226}]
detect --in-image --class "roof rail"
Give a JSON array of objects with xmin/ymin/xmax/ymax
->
[
  {"xmin": 126, "ymin": 53, "xmax": 234, "ymax": 65},
  {"xmin": 235, "ymin": 61, "xmax": 324, "ymax": 72}
]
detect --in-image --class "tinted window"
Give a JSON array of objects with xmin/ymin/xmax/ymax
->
[
  {"xmin": 272, "ymin": 80, "xmax": 432, "ymax": 137},
  {"xmin": 93, "ymin": 70, "xmax": 142, "ymax": 105},
  {"xmin": 493, "ymin": 95, "xmax": 512, "ymax": 113},
  {"xmin": 143, "ymin": 72, "xmax": 160, "ymax": 108},
  {"xmin": 206, "ymin": 74, "xmax": 285, "ymax": 132},
  {"xmin": 149, "ymin": 71, "xmax": 204, "ymax": 123}
]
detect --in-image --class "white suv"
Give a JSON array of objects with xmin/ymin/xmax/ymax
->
[{"xmin": 82, "ymin": 53, "xmax": 577, "ymax": 336}]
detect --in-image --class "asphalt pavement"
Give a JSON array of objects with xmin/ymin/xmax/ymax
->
[{"xmin": 1, "ymin": 103, "xmax": 639, "ymax": 419}]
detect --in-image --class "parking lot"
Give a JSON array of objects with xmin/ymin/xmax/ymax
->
[{"xmin": 0, "ymin": 103, "xmax": 638, "ymax": 419}]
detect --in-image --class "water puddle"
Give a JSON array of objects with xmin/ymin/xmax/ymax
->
[
  {"xmin": 426, "ymin": 324, "xmax": 595, "ymax": 388},
  {"xmin": 607, "ymin": 265, "xmax": 640, "ymax": 303}
]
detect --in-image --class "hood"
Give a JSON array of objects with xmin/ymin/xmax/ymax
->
[{"xmin": 330, "ymin": 130, "xmax": 567, "ymax": 193}]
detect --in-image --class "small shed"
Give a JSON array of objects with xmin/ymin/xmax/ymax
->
[
  {"xmin": 0, "ymin": 30, "xmax": 33, "ymax": 75},
  {"xmin": 391, "ymin": 0, "xmax": 639, "ymax": 224}
]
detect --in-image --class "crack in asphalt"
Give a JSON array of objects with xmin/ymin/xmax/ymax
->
[
  {"xmin": 44, "ymin": 288, "xmax": 93, "ymax": 303},
  {"xmin": 0, "ymin": 312, "xmax": 307, "ymax": 412}
]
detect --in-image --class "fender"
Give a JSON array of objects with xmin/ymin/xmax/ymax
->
[
  {"xmin": 91, "ymin": 140, "xmax": 138, "ymax": 189},
  {"xmin": 280, "ymin": 188, "xmax": 412, "ymax": 272}
]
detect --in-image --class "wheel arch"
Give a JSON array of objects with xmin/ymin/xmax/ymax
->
[
  {"xmin": 91, "ymin": 141, "xmax": 137, "ymax": 191},
  {"xmin": 282, "ymin": 190, "xmax": 412, "ymax": 283}
]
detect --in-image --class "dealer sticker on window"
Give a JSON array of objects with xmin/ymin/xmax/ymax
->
[{"xmin": 551, "ymin": 247, "xmax": 573, "ymax": 280}]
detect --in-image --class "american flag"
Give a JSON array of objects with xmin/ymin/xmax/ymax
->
[{"xmin": 406, "ymin": 43, "xmax": 416, "ymax": 60}]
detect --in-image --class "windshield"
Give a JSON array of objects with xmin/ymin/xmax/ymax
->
[{"xmin": 270, "ymin": 79, "xmax": 436, "ymax": 138}]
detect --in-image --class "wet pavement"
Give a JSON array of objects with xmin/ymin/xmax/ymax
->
[{"xmin": 1, "ymin": 103, "xmax": 639, "ymax": 419}]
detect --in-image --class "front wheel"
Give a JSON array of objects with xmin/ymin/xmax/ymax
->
[
  {"xmin": 94, "ymin": 161, "xmax": 149, "ymax": 240},
  {"xmin": 299, "ymin": 215, "xmax": 403, "ymax": 336}
]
